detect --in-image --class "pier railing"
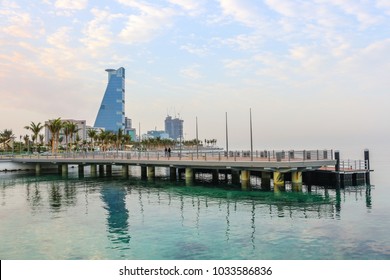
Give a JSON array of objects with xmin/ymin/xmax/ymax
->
[
  {"xmin": 6, "ymin": 149, "xmax": 337, "ymax": 162},
  {"xmin": 339, "ymin": 159, "xmax": 369, "ymax": 172}
]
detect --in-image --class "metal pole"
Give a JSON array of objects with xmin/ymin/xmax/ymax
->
[
  {"xmin": 138, "ymin": 122, "xmax": 141, "ymax": 158},
  {"xmin": 196, "ymin": 116, "xmax": 199, "ymax": 159},
  {"xmin": 250, "ymin": 108, "xmax": 253, "ymax": 161},
  {"xmin": 225, "ymin": 112, "xmax": 229, "ymax": 159}
]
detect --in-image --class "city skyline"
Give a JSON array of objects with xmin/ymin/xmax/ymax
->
[{"xmin": 1, "ymin": 0, "xmax": 389, "ymax": 158}]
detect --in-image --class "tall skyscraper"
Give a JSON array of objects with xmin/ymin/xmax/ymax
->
[
  {"xmin": 94, "ymin": 67, "xmax": 125, "ymax": 132},
  {"xmin": 164, "ymin": 115, "xmax": 183, "ymax": 140}
]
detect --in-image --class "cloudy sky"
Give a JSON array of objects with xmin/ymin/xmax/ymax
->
[{"xmin": 1, "ymin": 0, "xmax": 389, "ymax": 157}]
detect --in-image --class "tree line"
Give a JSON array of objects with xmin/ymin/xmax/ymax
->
[{"xmin": 1, "ymin": 118, "xmax": 218, "ymax": 153}]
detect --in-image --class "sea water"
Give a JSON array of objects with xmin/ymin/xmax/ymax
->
[{"xmin": 0, "ymin": 162, "xmax": 389, "ymax": 260}]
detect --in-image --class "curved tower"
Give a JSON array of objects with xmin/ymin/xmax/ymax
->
[{"xmin": 94, "ymin": 67, "xmax": 125, "ymax": 132}]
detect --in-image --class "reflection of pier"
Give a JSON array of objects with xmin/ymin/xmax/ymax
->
[
  {"xmin": 0, "ymin": 175, "xmax": 373, "ymax": 256},
  {"xmin": 8, "ymin": 149, "xmax": 372, "ymax": 188}
]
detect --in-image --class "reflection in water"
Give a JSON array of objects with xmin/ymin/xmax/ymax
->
[
  {"xmin": 0, "ymin": 173, "xmax": 379, "ymax": 259},
  {"xmin": 100, "ymin": 185, "xmax": 131, "ymax": 247}
]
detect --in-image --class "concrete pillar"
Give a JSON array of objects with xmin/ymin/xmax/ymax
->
[
  {"xmin": 122, "ymin": 165, "xmax": 129, "ymax": 177},
  {"xmin": 273, "ymin": 171, "xmax": 284, "ymax": 186},
  {"xmin": 291, "ymin": 171, "xmax": 302, "ymax": 191},
  {"xmin": 273, "ymin": 184, "xmax": 285, "ymax": 193},
  {"xmin": 99, "ymin": 165, "xmax": 105, "ymax": 175},
  {"xmin": 147, "ymin": 166, "xmax": 155, "ymax": 178},
  {"xmin": 141, "ymin": 166, "xmax": 147, "ymax": 179},
  {"xmin": 62, "ymin": 164, "xmax": 68, "ymax": 176},
  {"xmin": 212, "ymin": 169, "xmax": 219, "ymax": 183},
  {"xmin": 90, "ymin": 164, "xmax": 97, "ymax": 175},
  {"xmin": 185, "ymin": 168, "xmax": 194, "ymax": 179},
  {"xmin": 78, "ymin": 165, "xmax": 84, "ymax": 176},
  {"xmin": 241, "ymin": 170, "xmax": 250, "ymax": 182},
  {"xmin": 170, "ymin": 167, "xmax": 177, "ymax": 180},
  {"xmin": 335, "ymin": 151, "xmax": 340, "ymax": 172},
  {"xmin": 106, "ymin": 165, "xmax": 112, "ymax": 175},
  {"xmin": 35, "ymin": 163, "xmax": 41, "ymax": 175},
  {"xmin": 232, "ymin": 170, "xmax": 240, "ymax": 184},
  {"xmin": 364, "ymin": 149, "xmax": 370, "ymax": 185},
  {"xmin": 261, "ymin": 171, "xmax": 271, "ymax": 190},
  {"xmin": 185, "ymin": 167, "xmax": 194, "ymax": 185}
]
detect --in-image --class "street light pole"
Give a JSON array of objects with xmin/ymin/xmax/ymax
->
[
  {"xmin": 250, "ymin": 108, "xmax": 253, "ymax": 161},
  {"xmin": 196, "ymin": 116, "xmax": 199, "ymax": 159},
  {"xmin": 225, "ymin": 112, "xmax": 229, "ymax": 159}
]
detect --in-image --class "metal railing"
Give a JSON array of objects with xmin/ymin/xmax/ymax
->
[
  {"xmin": 8, "ymin": 149, "xmax": 337, "ymax": 163},
  {"xmin": 339, "ymin": 159, "xmax": 369, "ymax": 171}
]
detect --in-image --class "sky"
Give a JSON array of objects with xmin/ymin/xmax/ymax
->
[{"xmin": 1, "ymin": 0, "xmax": 389, "ymax": 158}]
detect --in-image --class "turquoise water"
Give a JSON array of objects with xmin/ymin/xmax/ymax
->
[{"xmin": 0, "ymin": 164, "xmax": 389, "ymax": 260}]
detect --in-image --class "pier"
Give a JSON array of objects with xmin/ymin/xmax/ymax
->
[{"xmin": 4, "ymin": 149, "xmax": 372, "ymax": 188}]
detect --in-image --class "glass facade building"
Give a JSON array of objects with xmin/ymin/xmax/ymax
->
[
  {"xmin": 164, "ymin": 115, "xmax": 183, "ymax": 140},
  {"xmin": 94, "ymin": 67, "xmax": 125, "ymax": 132}
]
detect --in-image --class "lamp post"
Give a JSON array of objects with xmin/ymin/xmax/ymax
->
[
  {"xmin": 225, "ymin": 112, "xmax": 229, "ymax": 159},
  {"xmin": 11, "ymin": 136, "xmax": 15, "ymax": 155},
  {"xmin": 196, "ymin": 116, "xmax": 199, "ymax": 159},
  {"xmin": 250, "ymin": 108, "xmax": 253, "ymax": 161}
]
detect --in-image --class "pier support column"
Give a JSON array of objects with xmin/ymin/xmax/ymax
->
[
  {"xmin": 292, "ymin": 171, "xmax": 302, "ymax": 192},
  {"xmin": 273, "ymin": 171, "xmax": 284, "ymax": 187},
  {"xmin": 99, "ymin": 165, "xmax": 105, "ymax": 175},
  {"xmin": 240, "ymin": 170, "xmax": 250, "ymax": 190},
  {"xmin": 232, "ymin": 170, "xmax": 240, "ymax": 184},
  {"xmin": 335, "ymin": 151, "xmax": 340, "ymax": 172},
  {"xmin": 61, "ymin": 164, "xmax": 68, "ymax": 176},
  {"xmin": 364, "ymin": 149, "xmax": 370, "ymax": 185},
  {"xmin": 170, "ymin": 167, "xmax": 177, "ymax": 180},
  {"xmin": 106, "ymin": 165, "xmax": 112, "ymax": 175},
  {"xmin": 261, "ymin": 172, "xmax": 271, "ymax": 190},
  {"xmin": 212, "ymin": 169, "xmax": 219, "ymax": 184},
  {"xmin": 185, "ymin": 168, "xmax": 194, "ymax": 185},
  {"xmin": 78, "ymin": 165, "xmax": 84, "ymax": 177},
  {"xmin": 122, "ymin": 165, "xmax": 129, "ymax": 177},
  {"xmin": 90, "ymin": 164, "xmax": 97, "ymax": 176},
  {"xmin": 241, "ymin": 170, "xmax": 250, "ymax": 182},
  {"xmin": 141, "ymin": 166, "xmax": 147, "ymax": 179},
  {"xmin": 147, "ymin": 166, "xmax": 155, "ymax": 179},
  {"xmin": 35, "ymin": 163, "xmax": 41, "ymax": 175}
]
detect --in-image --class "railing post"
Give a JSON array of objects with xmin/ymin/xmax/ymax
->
[{"xmin": 335, "ymin": 151, "xmax": 340, "ymax": 172}]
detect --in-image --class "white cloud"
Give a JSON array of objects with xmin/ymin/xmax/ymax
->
[
  {"xmin": 328, "ymin": 0, "xmax": 382, "ymax": 28},
  {"xmin": 168, "ymin": 0, "xmax": 204, "ymax": 15},
  {"xmin": 218, "ymin": 0, "xmax": 266, "ymax": 28},
  {"xmin": 0, "ymin": 10, "xmax": 37, "ymax": 38},
  {"xmin": 47, "ymin": 26, "xmax": 72, "ymax": 48},
  {"xmin": 180, "ymin": 44, "xmax": 208, "ymax": 56},
  {"xmin": 180, "ymin": 64, "xmax": 202, "ymax": 79},
  {"xmin": 117, "ymin": 1, "xmax": 176, "ymax": 44},
  {"xmin": 80, "ymin": 8, "xmax": 124, "ymax": 55},
  {"xmin": 55, "ymin": 0, "xmax": 88, "ymax": 10}
]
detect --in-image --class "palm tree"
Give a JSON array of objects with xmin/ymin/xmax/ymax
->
[
  {"xmin": 87, "ymin": 128, "xmax": 97, "ymax": 151},
  {"xmin": 62, "ymin": 121, "xmax": 71, "ymax": 152},
  {"xmin": 0, "ymin": 129, "xmax": 14, "ymax": 152},
  {"xmin": 68, "ymin": 122, "xmax": 79, "ymax": 151},
  {"xmin": 46, "ymin": 118, "xmax": 62, "ymax": 154},
  {"xmin": 24, "ymin": 122, "xmax": 44, "ymax": 152},
  {"xmin": 23, "ymin": 134, "xmax": 30, "ymax": 153}
]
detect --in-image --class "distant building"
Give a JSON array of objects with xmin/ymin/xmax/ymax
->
[
  {"xmin": 164, "ymin": 115, "xmax": 183, "ymax": 140},
  {"xmin": 45, "ymin": 119, "xmax": 86, "ymax": 144},
  {"xmin": 124, "ymin": 117, "xmax": 136, "ymax": 142},
  {"xmin": 146, "ymin": 130, "xmax": 169, "ymax": 139},
  {"xmin": 94, "ymin": 67, "xmax": 125, "ymax": 132}
]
